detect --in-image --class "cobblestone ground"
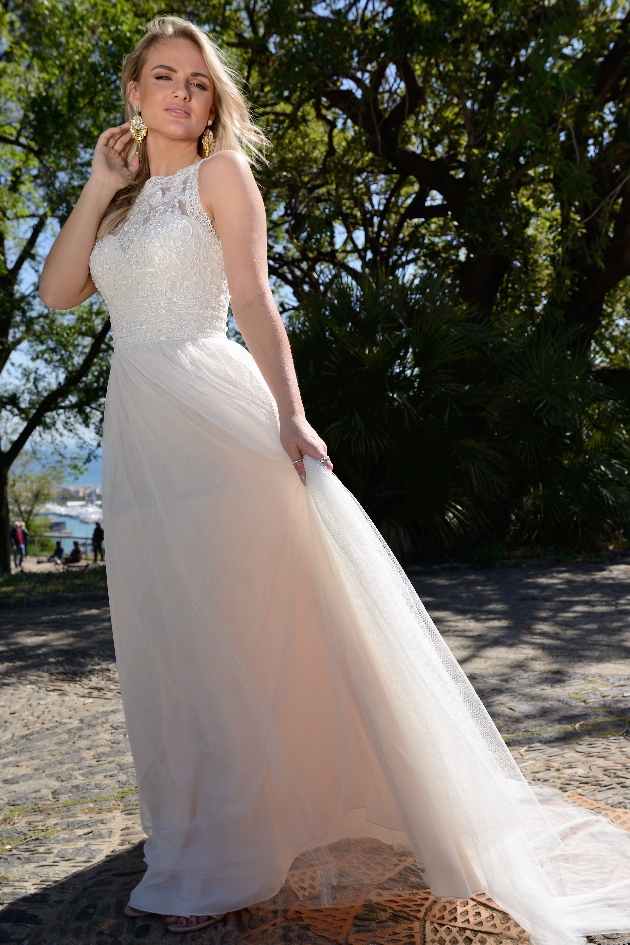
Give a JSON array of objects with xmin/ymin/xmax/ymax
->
[{"xmin": 1, "ymin": 562, "xmax": 630, "ymax": 944}]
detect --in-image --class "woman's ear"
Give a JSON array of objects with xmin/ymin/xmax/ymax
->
[
  {"xmin": 128, "ymin": 81, "xmax": 140, "ymax": 110},
  {"xmin": 207, "ymin": 82, "xmax": 217, "ymax": 126}
]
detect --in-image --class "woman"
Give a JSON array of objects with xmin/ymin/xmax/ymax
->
[{"xmin": 40, "ymin": 15, "xmax": 630, "ymax": 942}]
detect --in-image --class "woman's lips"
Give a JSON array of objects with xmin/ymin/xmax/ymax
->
[{"xmin": 164, "ymin": 107, "xmax": 191, "ymax": 117}]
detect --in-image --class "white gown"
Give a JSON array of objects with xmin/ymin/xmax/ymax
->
[{"xmin": 90, "ymin": 157, "xmax": 630, "ymax": 945}]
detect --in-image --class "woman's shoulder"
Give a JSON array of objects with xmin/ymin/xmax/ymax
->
[
  {"xmin": 197, "ymin": 150, "xmax": 261, "ymax": 222},
  {"xmin": 198, "ymin": 150, "xmax": 255, "ymax": 194},
  {"xmin": 201, "ymin": 149, "xmax": 250, "ymax": 171}
]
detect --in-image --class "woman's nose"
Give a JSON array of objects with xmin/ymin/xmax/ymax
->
[{"xmin": 171, "ymin": 81, "xmax": 190, "ymax": 100}]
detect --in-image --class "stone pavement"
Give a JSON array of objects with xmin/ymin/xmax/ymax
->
[{"xmin": 1, "ymin": 562, "xmax": 630, "ymax": 944}]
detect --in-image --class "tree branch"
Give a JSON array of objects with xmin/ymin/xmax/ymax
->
[
  {"xmin": 7, "ymin": 214, "xmax": 49, "ymax": 281},
  {"xmin": 5, "ymin": 318, "xmax": 111, "ymax": 467},
  {"xmin": 399, "ymin": 187, "xmax": 449, "ymax": 223},
  {"xmin": 0, "ymin": 135, "xmax": 37, "ymax": 155},
  {"xmin": 325, "ymin": 86, "xmax": 366, "ymax": 127},
  {"xmin": 369, "ymin": 56, "xmax": 392, "ymax": 96},
  {"xmin": 594, "ymin": 11, "xmax": 630, "ymax": 102},
  {"xmin": 393, "ymin": 149, "xmax": 466, "ymax": 215},
  {"xmin": 322, "ymin": 82, "xmax": 466, "ymax": 214},
  {"xmin": 378, "ymin": 58, "xmax": 426, "ymax": 143},
  {"xmin": 508, "ymin": 163, "xmax": 531, "ymax": 190}
]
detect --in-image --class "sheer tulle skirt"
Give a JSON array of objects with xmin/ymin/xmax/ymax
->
[{"xmin": 103, "ymin": 336, "xmax": 630, "ymax": 944}]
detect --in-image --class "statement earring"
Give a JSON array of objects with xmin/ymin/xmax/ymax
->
[
  {"xmin": 130, "ymin": 106, "xmax": 147, "ymax": 145},
  {"xmin": 202, "ymin": 121, "xmax": 214, "ymax": 158}
]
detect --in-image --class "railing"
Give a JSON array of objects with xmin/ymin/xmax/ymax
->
[{"xmin": 32, "ymin": 535, "xmax": 102, "ymax": 560}]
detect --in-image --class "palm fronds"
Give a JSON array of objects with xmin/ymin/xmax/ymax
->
[{"xmin": 289, "ymin": 272, "xmax": 630, "ymax": 561}]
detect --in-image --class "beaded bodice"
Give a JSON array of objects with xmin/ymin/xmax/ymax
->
[{"xmin": 90, "ymin": 160, "xmax": 229, "ymax": 351}]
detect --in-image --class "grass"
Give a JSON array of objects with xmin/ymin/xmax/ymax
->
[
  {"xmin": 0, "ymin": 789, "xmax": 138, "ymax": 853},
  {"xmin": 0, "ymin": 565, "xmax": 108, "ymax": 602},
  {"xmin": 49, "ymin": 788, "xmax": 137, "ymax": 809},
  {"xmin": 0, "ymin": 826, "xmax": 62, "ymax": 855},
  {"xmin": 1, "ymin": 788, "xmax": 138, "ymax": 822},
  {"xmin": 1, "ymin": 789, "xmax": 138, "ymax": 824},
  {"xmin": 502, "ymin": 715, "xmax": 630, "ymax": 742}
]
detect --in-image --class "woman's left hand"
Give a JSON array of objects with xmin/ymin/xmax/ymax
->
[{"xmin": 280, "ymin": 415, "xmax": 333, "ymax": 483}]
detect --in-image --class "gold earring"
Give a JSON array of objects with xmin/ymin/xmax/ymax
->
[
  {"xmin": 202, "ymin": 122, "xmax": 214, "ymax": 158},
  {"xmin": 130, "ymin": 106, "xmax": 147, "ymax": 144}
]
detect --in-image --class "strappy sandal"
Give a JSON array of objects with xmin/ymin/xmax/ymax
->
[
  {"xmin": 167, "ymin": 914, "xmax": 226, "ymax": 933},
  {"xmin": 125, "ymin": 905, "xmax": 153, "ymax": 917}
]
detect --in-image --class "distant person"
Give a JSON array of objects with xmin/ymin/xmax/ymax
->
[
  {"xmin": 20, "ymin": 521, "xmax": 29, "ymax": 557},
  {"xmin": 9, "ymin": 521, "xmax": 25, "ymax": 569},
  {"xmin": 92, "ymin": 522, "xmax": 105, "ymax": 562},
  {"xmin": 47, "ymin": 540, "xmax": 64, "ymax": 563},
  {"xmin": 65, "ymin": 540, "xmax": 83, "ymax": 564}
]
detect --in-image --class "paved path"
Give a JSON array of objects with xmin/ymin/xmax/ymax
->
[{"xmin": 1, "ymin": 562, "xmax": 629, "ymax": 944}]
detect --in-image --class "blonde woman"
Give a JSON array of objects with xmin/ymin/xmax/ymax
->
[{"xmin": 40, "ymin": 16, "xmax": 630, "ymax": 940}]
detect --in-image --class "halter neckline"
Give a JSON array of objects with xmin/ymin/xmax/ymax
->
[{"xmin": 148, "ymin": 158, "xmax": 205, "ymax": 182}]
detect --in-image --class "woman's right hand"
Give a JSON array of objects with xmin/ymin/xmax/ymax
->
[{"xmin": 90, "ymin": 122, "xmax": 140, "ymax": 194}]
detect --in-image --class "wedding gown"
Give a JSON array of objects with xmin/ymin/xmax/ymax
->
[{"xmin": 90, "ymin": 157, "xmax": 630, "ymax": 945}]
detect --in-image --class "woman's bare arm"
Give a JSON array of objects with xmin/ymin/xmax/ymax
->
[
  {"xmin": 199, "ymin": 152, "xmax": 332, "ymax": 478},
  {"xmin": 40, "ymin": 124, "xmax": 138, "ymax": 310}
]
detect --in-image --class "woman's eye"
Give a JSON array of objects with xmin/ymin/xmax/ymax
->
[
  {"xmin": 193, "ymin": 82, "xmax": 208, "ymax": 90},
  {"xmin": 155, "ymin": 74, "xmax": 171, "ymax": 80}
]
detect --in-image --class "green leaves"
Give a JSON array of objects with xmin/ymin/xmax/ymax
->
[
  {"xmin": 290, "ymin": 273, "xmax": 630, "ymax": 558},
  {"xmin": 2, "ymin": 0, "xmax": 630, "ymax": 566},
  {"xmin": 290, "ymin": 273, "xmax": 497, "ymax": 555},
  {"xmin": 240, "ymin": 0, "xmax": 630, "ymax": 346}
]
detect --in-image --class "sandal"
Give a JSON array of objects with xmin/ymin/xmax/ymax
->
[
  {"xmin": 125, "ymin": 905, "xmax": 153, "ymax": 917},
  {"xmin": 167, "ymin": 914, "xmax": 226, "ymax": 933}
]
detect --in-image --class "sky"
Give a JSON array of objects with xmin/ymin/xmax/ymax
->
[{"xmin": 71, "ymin": 452, "xmax": 102, "ymax": 486}]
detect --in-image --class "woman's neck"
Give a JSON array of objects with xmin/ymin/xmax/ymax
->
[{"xmin": 146, "ymin": 138, "xmax": 201, "ymax": 178}]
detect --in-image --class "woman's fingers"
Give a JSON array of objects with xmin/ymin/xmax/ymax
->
[
  {"xmin": 111, "ymin": 130, "xmax": 132, "ymax": 154},
  {"xmin": 97, "ymin": 123, "xmax": 132, "ymax": 153},
  {"xmin": 301, "ymin": 451, "xmax": 333, "ymax": 471},
  {"xmin": 106, "ymin": 134, "xmax": 132, "ymax": 159},
  {"xmin": 281, "ymin": 419, "xmax": 333, "ymax": 484},
  {"xmin": 288, "ymin": 447, "xmax": 333, "ymax": 486},
  {"xmin": 289, "ymin": 453, "xmax": 307, "ymax": 483},
  {"xmin": 296, "ymin": 439, "xmax": 333, "ymax": 471},
  {"xmin": 97, "ymin": 123, "xmax": 128, "ymax": 145}
]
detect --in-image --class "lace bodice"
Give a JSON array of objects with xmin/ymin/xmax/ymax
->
[{"xmin": 90, "ymin": 159, "xmax": 229, "ymax": 351}]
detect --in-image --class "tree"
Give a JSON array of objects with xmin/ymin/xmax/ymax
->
[
  {"xmin": 227, "ymin": 0, "xmax": 630, "ymax": 357},
  {"xmin": 8, "ymin": 451, "xmax": 67, "ymax": 531},
  {"xmin": 222, "ymin": 0, "xmax": 630, "ymax": 552},
  {"xmin": 0, "ymin": 0, "xmax": 140, "ymax": 570},
  {"xmin": 5, "ymin": 0, "xmax": 630, "ymax": 568},
  {"xmin": 291, "ymin": 273, "xmax": 630, "ymax": 558},
  {"xmin": 0, "ymin": 0, "xmax": 272, "ymax": 575},
  {"xmin": 0, "ymin": 0, "xmax": 257, "ymax": 574}
]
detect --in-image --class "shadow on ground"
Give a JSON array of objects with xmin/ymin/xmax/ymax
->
[
  {"xmin": 411, "ymin": 562, "xmax": 630, "ymax": 674},
  {"xmin": 2, "ymin": 837, "xmax": 630, "ymax": 945},
  {"xmin": 0, "ymin": 837, "xmax": 433, "ymax": 945},
  {"xmin": 0, "ymin": 606, "xmax": 114, "ymax": 686}
]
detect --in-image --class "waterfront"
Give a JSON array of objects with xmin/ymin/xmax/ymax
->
[
  {"xmin": 47, "ymin": 514, "xmax": 100, "ymax": 542},
  {"xmin": 34, "ymin": 513, "xmax": 103, "ymax": 557}
]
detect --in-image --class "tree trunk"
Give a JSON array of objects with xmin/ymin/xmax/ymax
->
[
  {"xmin": 458, "ymin": 251, "xmax": 510, "ymax": 321},
  {"xmin": 0, "ymin": 460, "xmax": 11, "ymax": 575}
]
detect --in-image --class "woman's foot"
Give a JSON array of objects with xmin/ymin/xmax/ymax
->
[
  {"xmin": 166, "ymin": 915, "xmax": 208, "ymax": 930},
  {"xmin": 125, "ymin": 905, "xmax": 152, "ymax": 917},
  {"xmin": 166, "ymin": 914, "xmax": 226, "ymax": 933}
]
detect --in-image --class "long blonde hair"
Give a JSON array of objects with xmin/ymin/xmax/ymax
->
[{"xmin": 97, "ymin": 16, "xmax": 268, "ymax": 238}]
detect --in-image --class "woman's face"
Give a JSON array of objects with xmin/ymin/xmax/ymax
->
[{"xmin": 128, "ymin": 38, "xmax": 216, "ymax": 145}]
